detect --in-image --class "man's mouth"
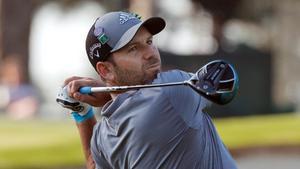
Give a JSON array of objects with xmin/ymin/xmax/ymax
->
[
  {"xmin": 145, "ymin": 60, "xmax": 161, "ymax": 70},
  {"xmin": 147, "ymin": 63, "xmax": 160, "ymax": 69}
]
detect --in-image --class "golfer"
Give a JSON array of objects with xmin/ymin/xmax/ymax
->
[{"xmin": 59, "ymin": 11, "xmax": 237, "ymax": 169}]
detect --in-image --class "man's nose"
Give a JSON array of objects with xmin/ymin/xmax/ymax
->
[{"xmin": 142, "ymin": 45, "xmax": 156, "ymax": 60}]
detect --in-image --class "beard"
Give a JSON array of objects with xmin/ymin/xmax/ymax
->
[
  {"xmin": 113, "ymin": 64, "xmax": 160, "ymax": 86},
  {"xmin": 113, "ymin": 66, "xmax": 146, "ymax": 86}
]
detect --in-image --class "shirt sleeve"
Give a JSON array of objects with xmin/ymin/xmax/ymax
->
[
  {"xmin": 90, "ymin": 123, "xmax": 113, "ymax": 169},
  {"xmin": 154, "ymin": 70, "xmax": 211, "ymax": 128}
]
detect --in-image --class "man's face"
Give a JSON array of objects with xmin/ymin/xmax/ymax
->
[{"xmin": 109, "ymin": 27, "xmax": 161, "ymax": 86}]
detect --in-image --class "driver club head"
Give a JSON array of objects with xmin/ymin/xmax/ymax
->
[{"xmin": 188, "ymin": 60, "xmax": 239, "ymax": 105}]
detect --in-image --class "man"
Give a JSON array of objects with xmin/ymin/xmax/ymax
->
[{"xmin": 58, "ymin": 11, "xmax": 237, "ymax": 169}]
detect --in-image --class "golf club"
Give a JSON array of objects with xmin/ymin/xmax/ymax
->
[{"xmin": 79, "ymin": 60, "xmax": 238, "ymax": 105}]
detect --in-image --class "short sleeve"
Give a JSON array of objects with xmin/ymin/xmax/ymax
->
[
  {"xmin": 153, "ymin": 70, "xmax": 211, "ymax": 128},
  {"xmin": 90, "ymin": 123, "xmax": 113, "ymax": 169}
]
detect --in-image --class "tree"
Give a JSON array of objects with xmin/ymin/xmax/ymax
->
[{"xmin": 0, "ymin": 0, "xmax": 35, "ymax": 83}]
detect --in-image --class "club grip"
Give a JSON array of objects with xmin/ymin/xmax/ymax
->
[{"xmin": 79, "ymin": 86, "xmax": 92, "ymax": 94}]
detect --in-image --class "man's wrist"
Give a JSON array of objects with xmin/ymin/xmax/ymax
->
[{"xmin": 71, "ymin": 107, "xmax": 94, "ymax": 123}]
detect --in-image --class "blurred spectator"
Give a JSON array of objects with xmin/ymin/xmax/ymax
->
[{"xmin": 0, "ymin": 55, "xmax": 39, "ymax": 119}]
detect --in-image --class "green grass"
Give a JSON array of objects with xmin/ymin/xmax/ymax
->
[
  {"xmin": 214, "ymin": 113, "xmax": 300, "ymax": 149},
  {"xmin": 1, "ymin": 113, "xmax": 300, "ymax": 168},
  {"xmin": 0, "ymin": 118, "xmax": 84, "ymax": 169}
]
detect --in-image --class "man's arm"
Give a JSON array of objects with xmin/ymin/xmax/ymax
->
[
  {"xmin": 58, "ymin": 76, "xmax": 112, "ymax": 168},
  {"xmin": 76, "ymin": 117, "xmax": 97, "ymax": 169}
]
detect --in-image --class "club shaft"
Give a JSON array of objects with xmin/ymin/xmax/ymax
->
[{"xmin": 80, "ymin": 81, "xmax": 188, "ymax": 94}]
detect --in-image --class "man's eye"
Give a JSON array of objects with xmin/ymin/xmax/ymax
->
[
  {"xmin": 147, "ymin": 39, "xmax": 153, "ymax": 45},
  {"xmin": 128, "ymin": 46, "xmax": 137, "ymax": 52}
]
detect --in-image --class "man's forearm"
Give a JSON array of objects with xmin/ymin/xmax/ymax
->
[{"xmin": 76, "ymin": 116, "xmax": 97, "ymax": 169}]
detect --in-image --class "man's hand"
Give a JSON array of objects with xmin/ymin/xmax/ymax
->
[
  {"xmin": 64, "ymin": 76, "xmax": 111, "ymax": 107},
  {"xmin": 56, "ymin": 85, "xmax": 91, "ymax": 116}
]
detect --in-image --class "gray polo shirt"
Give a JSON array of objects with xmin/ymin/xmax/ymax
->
[{"xmin": 91, "ymin": 70, "xmax": 237, "ymax": 169}]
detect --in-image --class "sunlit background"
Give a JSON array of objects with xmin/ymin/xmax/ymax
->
[{"xmin": 0, "ymin": 0, "xmax": 300, "ymax": 169}]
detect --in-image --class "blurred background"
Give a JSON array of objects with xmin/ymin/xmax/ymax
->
[{"xmin": 0, "ymin": 0, "xmax": 300, "ymax": 168}]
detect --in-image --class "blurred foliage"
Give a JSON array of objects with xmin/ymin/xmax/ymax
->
[
  {"xmin": 32, "ymin": 0, "xmax": 128, "ymax": 10},
  {"xmin": 191, "ymin": 0, "xmax": 241, "ymax": 20}
]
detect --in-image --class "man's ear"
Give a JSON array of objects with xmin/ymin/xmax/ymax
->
[{"xmin": 96, "ymin": 62, "xmax": 114, "ymax": 81}]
